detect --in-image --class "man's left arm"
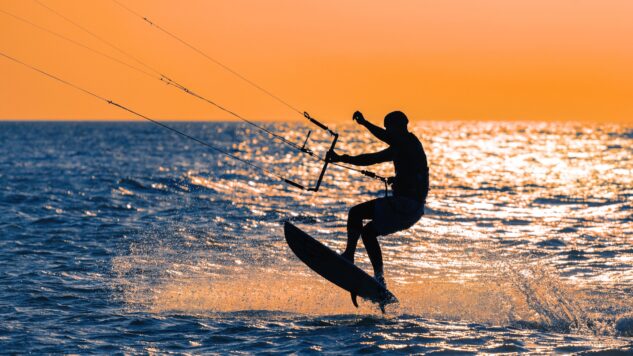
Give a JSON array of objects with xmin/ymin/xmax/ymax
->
[{"xmin": 329, "ymin": 148, "xmax": 393, "ymax": 166}]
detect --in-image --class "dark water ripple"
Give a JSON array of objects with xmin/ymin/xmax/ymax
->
[{"xmin": 1, "ymin": 121, "xmax": 632, "ymax": 353}]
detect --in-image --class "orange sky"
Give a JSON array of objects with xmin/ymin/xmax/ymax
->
[{"xmin": 1, "ymin": 0, "xmax": 632, "ymax": 123}]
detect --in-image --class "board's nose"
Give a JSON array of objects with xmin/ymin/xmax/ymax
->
[
  {"xmin": 284, "ymin": 221, "xmax": 299, "ymax": 234},
  {"xmin": 283, "ymin": 221, "xmax": 297, "ymax": 243}
]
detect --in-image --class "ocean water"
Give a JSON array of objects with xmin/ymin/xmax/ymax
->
[{"xmin": 0, "ymin": 120, "xmax": 632, "ymax": 354}]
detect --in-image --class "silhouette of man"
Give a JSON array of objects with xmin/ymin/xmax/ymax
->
[{"xmin": 328, "ymin": 111, "xmax": 429, "ymax": 300}]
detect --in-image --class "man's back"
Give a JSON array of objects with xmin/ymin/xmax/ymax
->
[{"xmin": 390, "ymin": 132, "xmax": 429, "ymax": 202}]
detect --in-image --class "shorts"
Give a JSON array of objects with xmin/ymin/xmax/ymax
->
[{"xmin": 373, "ymin": 196, "xmax": 425, "ymax": 236}]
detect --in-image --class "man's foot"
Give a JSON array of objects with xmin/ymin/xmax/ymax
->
[
  {"xmin": 374, "ymin": 272, "xmax": 395, "ymax": 313},
  {"xmin": 340, "ymin": 251, "xmax": 354, "ymax": 264}
]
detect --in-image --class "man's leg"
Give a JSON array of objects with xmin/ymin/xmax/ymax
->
[
  {"xmin": 360, "ymin": 221, "xmax": 383, "ymax": 279},
  {"xmin": 342, "ymin": 200, "xmax": 376, "ymax": 263}
]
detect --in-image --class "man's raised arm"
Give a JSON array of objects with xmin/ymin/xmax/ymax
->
[{"xmin": 354, "ymin": 111, "xmax": 391, "ymax": 144}]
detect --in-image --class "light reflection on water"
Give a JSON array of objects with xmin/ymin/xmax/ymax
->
[
  {"xmin": 111, "ymin": 121, "xmax": 632, "ymax": 350},
  {"xmin": 1, "ymin": 121, "xmax": 631, "ymax": 353}
]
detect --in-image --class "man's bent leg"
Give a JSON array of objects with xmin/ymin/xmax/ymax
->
[
  {"xmin": 343, "ymin": 200, "xmax": 376, "ymax": 263},
  {"xmin": 361, "ymin": 222, "xmax": 383, "ymax": 278}
]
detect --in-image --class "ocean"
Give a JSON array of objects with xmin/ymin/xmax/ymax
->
[{"xmin": 0, "ymin": 120, "xmax": 631, "ymax": 354}]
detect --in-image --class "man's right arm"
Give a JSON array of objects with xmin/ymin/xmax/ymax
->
[{"xmin": 354, "ymin": 111, "xmax": 391, "ymax": 144}]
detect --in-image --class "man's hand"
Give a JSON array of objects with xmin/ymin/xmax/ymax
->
[{"xmin": 352, "ymin": 111, "xmax": 367, "ymax": 125}]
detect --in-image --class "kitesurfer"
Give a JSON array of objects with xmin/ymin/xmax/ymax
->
[{"xmin": 328, "ymin": 111, "xmax": 429, "ymax": 301}]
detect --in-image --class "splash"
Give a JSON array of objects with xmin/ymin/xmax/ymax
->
[
  {"xmin": 114, "ymin": 252, "xmax": 587, "ymax": 329},
  {"xmin": 138, "ymin": 270, "xmax": 527, "ymax": 321},
  {"xmin": 500, "ymin": 262, "xmax": 589, "ymax": 332}
]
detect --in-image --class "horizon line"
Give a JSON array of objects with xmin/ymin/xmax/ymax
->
[{"xmin": 1, "ymin": 118, "xmax": 631, "ymax": 125}]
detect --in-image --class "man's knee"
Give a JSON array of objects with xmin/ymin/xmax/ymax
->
[
  {"xmin": 348, "ymin": 205, "xmax": 363, "ymax": 225},
  {"xmin": 361, "ymin": 222, "xmax": 378, "ymax": 240}
]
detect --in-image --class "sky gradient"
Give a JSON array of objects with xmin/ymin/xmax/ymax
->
[{"xmin": 1, "ymin": 0, "xmax": 632, "ymax": 123}]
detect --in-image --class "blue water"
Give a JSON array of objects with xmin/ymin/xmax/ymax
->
[{"xmin": 1, "ymin": 121, "xmax": 632, "ymax": 353}]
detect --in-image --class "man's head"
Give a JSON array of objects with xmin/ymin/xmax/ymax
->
[{"xmin": 384, "ymin": 111, "xmax": 409, "ymax": 136}]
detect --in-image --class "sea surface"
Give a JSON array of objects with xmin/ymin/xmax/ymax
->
[{"xmin": 1, "ymin": 120, "xmax": 632, "ymax": 354}]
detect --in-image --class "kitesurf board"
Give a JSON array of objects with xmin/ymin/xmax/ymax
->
[{"xmin": 284, "ymin": 221, "xmax": 397, "ymax": 309}]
